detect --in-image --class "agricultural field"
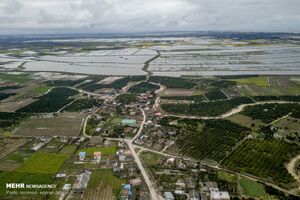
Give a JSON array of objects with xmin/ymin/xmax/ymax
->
[
  {"xmin": 16, "ymin": 87, "xmax": 78, "ymax": 113},
  {"xmin": 0, "ymin": 73, "xmax": 31, "ymax": 84},
  {"xmin": 84, "ymin": 169, "xmax": 127, "ymax": 200},
  {"xmin": 16, "ymin": 152, "xmax": 69, "ymax": 174},
  {"xmin": 161, "ymin": 89, "xmax": 194, "ymax": 97},
  {"xmin": 31, "ymin": 85, "xmax": 52, "ymax": 94},
  {"xmin": 0, "ymin": 150, "xmax": 32, "ymax": 172},
  {"xmin": 222, "ymin": 139, "xmax": 300, "ymax": 188},
  {"xmin": 14, "ymin": 112, "xmax": 84, "ymax": 136},
  {"xmin": 231, "ymin": 76, "xmax": 269, "ymax": 87},
  {"xmin": 0, "ymin": 138, "xmax": 28, "ymax": 160},
  {"xmin": 170, "ymin": 118, "xmax": 250, "ymax": 162}
]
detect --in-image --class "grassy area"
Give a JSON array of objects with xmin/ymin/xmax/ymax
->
[
  {"xmin": 85, "ymin": 169, "xmax": 127, "ymax": 199},
  {"xmin": 31, "ymin": 85, "xmax": 52, "ymax": 94},
  {"xmin": 0, "ymin": 172, "xmax": 54, "ymax": 198},
  {"xmin": 227, "ymin": 114, "xmax": 265, "ymax": 129},
  {"xmin": 239, "ymin": 177, "xmax": 265, "ymax": 198},
  {"xmin": 77, "ymin": 146, "xmax": 117, "ymax": 157},
  {"xmin": 17, "ymin": 152, "xmax": 69, "ymax": 174},
  {"xmin": 233, "ymin": 76, "xmax": 269, "ymax": 87},
  {"xmin": 140, "ymin": 152, "xmax": 162, "ymax": 165},
  {"xmin": 0, "ymin": 73, "xmax": 30, "ymax": 84},
  {"xmin": 218, "ymin": 171, "xmax": 238, "ymax": 182},
  {"xmin": 4, "ymin": 152, "xmax": 25, "ymax": 163}
]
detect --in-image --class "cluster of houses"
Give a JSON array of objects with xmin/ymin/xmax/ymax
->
[
  {"xmin": 113, "ymin": 142, "xmax": 149, "ymax": 199},
  {"xmin": 163, "ymin": 181, "xmax": 230, "ymax": 200}
]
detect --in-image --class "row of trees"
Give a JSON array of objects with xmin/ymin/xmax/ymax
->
[
  {"xmin": 175, "ymin": 119, "xmax": 250, "ymax": 162},
  {"xmin": 161, "ymin": 97, "xmax": 254, "ymax": 116},
  {"xmin": 222, "ymin": 139, "xmax": 300, "ymax": 187}
]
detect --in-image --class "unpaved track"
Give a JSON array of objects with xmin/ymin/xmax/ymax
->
[{"xmin": 287, "ymin": 155, "xmax": 300, "ymax": 185}]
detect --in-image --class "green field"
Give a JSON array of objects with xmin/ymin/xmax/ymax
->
[
  {"xmin": 4, "ymin": 152, "xmax": 25, "ymax": 163},
  {"xmin": 32, "ymin": 85, "xmax": 52, "ymax": 94},
  {"xmin": 218, "ymin": 171, "xmax": 267, "ymax": 198},
  {"xmin": 239, "ymin": 177, "xmax": 265, "ymax": 198},
  {"xmin": 233, "ymin": 76, "xmax": 269, "ymax": 87},
  {"xmin": 0, "ymin": 73, "xmax": 30, "ymax": 84},
  {"xmin": 77, "ymin": 146, "xmax": 117, "ymax": 157},
  {"xmin": 85, "ymin": 169, "xmax": 127, "ymax": 200},
  {"xmin": 140, "ymin": 152, "xmax": 162, "ymax": 165},
  {"xmin": 218, "ymin": 171, "xmax": 238, "ymax": 182},
  {"xmin": 222, "ymin": 139, "xmax": 300, "ymax": 187},
  {"xmin": 17, "ymin": 152, "xmax": 69, "ymax": 174}
]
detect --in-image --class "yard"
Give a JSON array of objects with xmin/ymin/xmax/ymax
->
[{"xmin": 140, "ymin": 152, "xmax": 162, "ymax": 166}]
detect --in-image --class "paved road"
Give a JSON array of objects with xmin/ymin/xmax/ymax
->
[{"xmin": 127, "ymin": 108, "xmax": 160, "ymax": 200}]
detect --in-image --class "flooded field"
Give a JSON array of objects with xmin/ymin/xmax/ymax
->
[{"xmin": 0, "ymin": 36, "xmax": 300, "ymax": 76}]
